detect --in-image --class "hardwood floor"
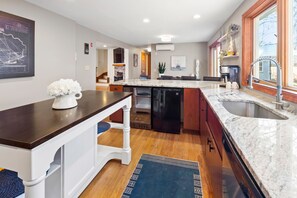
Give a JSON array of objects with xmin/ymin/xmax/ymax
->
[{"xmin": 80, "ymin": 128, "xmax": 213, "ymax": 198}]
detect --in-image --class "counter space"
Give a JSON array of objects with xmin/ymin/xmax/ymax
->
[
  {"xmin": 0, "ymin": 90, "xmax": 132, "ymax": 149},
  {"xmin": 111, "ymin": 79, "xmax": 222, "ymax": 88},
  {"xmin": 200, "ymin": 86, "xmax": 297, "ymax": 198}
]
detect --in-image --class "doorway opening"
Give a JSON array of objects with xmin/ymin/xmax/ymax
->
[
  {"xmin": 96, "ymin": 49, "xmax": 109, "ymax": 91},
  {"xmin": 141, "ymin": 51, "xmax": 151, "ymax": 78}
]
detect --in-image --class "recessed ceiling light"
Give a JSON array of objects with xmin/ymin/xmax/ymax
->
[
  {"xmin": 143, "ymin": 18, "xmax": 150, "ymax": 23},
  {"xmin": 193, "ymin": 14, "xmax": 201, "ymax": 19},
  {"xmin": 160, "ymin": 35, "xmax": 173, "ymax": 42},
  {"xmin": 103, "ymin": 45, "xmax": 107, "ymax": 48}
]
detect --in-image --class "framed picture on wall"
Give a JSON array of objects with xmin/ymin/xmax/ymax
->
[
  {"xmin": 0, "ymin": 11, "xmax": 35, "ymax": 79},
  {"xmin": 171, "ymin": 56, "xmax": 186, "ymax": 70},
  {"xmin": 84, "ymin": 43, "xmax": 89, "ymax": 54},
  {"xmin": 133, "ymin": 53, "xmax": 138, "ymax": 67}
]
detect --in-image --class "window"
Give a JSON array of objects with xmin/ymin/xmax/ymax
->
[
  {"xmin": 259, "ymin": 62, "xmax": 263, "ymax": 72},
  {"xmin": 210, "ymin": 43, "xmax": 221, "ymax": 77},
  {"xmin": 253, "ymin": 5, "xmax": 277, "ymax": 83},
  {"xmin": 288, "ymin": 0, "xmax": 297, "ymax": 87},
  {"xmin": 242, "ymin": 0, "xmax": 297, "ymax": 103}
]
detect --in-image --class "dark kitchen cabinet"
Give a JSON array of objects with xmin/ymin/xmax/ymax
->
[
  {"xmin": 200, "ymin": 91, "xmax": 222, "ymax": 198},
  {"xmin": 207, "ymin": 105, "xmax": 223, "ymax": 156},
  {"xmin": 184, "ymin": 88, "xmax": 200, "ymax": 131},
  {"xmin": 109, "ymin": 85, "xmax": 123, "ymax": 123},
  {"xmin": 205, "ymin": 124, "xmax": 222, "ymax": 198},
  {"xmin": 199, "ymin": 90, "xmax": 208, "ymax": 155},
  {"xmin": 113, "ymin": 48, "xmax": 124, "ymax": 63}
]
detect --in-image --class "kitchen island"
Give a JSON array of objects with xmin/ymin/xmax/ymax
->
[
  {"xmin": 0, "ymin": 90, "xmax": 132, "ymax": 198},
  {"xmin": 110, "ymin": 79, "xmax": 222, "ymax": 131}
]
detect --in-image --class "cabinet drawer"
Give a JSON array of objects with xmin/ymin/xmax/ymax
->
[{"xmin": 109, "ymin": 85, "xmax": 123, "ymax": 92}]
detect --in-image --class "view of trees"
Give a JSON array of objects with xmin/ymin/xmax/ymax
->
[{"xmin": 256, "ymin": 1, "xmax": 297, "ymax": 86}]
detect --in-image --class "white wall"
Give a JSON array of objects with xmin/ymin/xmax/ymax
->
[
  {"xmin": 150, "ymin": 43, "xmax": 208, "ymax": 79},
  {"xmin": 207, "ymin": 0, "xmax": 258, "ymax": 79},
  {"xmin": 0, "ymin": 0, "xmax": 134, "ymax": 110}
]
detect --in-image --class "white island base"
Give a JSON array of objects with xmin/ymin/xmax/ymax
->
[{"xmin": 0, "ymin": 96, "xmax": 131, "ymax": 198}]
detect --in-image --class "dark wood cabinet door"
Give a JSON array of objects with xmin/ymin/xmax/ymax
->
[
  {"xmin": 199, "ymin": 91, "xmax": 207, "ymax": 155},
  {"xmin": 109, "ymin": 85, "xmax": 123, "ymax": 123},
  {"xmin": 200, "ymin": 91, "xmax": 222, "ymax": 198},
  {"xmin": 205, "ymin": 124, "xmax": 222, "ymax": 198},
  {"xmin": 184, "ymin": 88, "xmax": 200, "ymax": 131},
  {"xmin": 207, "ymin": 105, "xmax": 223, "ymax": 156}
]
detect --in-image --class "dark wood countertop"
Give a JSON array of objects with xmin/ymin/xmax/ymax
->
[{"xmin": 0, "ymin": 90, "xmax": 132, "ymax": 149}]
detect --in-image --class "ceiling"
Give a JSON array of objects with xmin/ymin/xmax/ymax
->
[{"xmin": 26, "ymin": 0, "xmax": 244, "ymax": 46}]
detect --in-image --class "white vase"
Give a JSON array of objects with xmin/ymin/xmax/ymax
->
[
  {"xmin": 52, "ymin": 92, "xmax": 82, "ymax": 110},
  {"xmin": 159, "ymin": 73, "xmax": 165, "ymax": 78}
]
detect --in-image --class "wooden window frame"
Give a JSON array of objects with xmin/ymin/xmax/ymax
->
[
  {"xmin": 242, "ymin": 0, "xmax": 297, "ymax": 102},
  {"xmin": 209, "ymin": 40, "xmax": 220, "ymax": 76}
]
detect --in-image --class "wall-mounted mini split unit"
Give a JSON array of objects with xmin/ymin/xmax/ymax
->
[{"xmin": 156, "ymin": 44, "xmax": 175, "ymax": 51}]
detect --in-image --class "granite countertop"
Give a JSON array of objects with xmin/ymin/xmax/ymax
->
[
  {"xmin": 200, "ymin": 86, "xmax": 297, "ymax": 198},
  {"xmin": 111, "ymin": 79, "xmax": 222, "ymax": 88},
  {"xmin": 113, "ymin": 79, "xmax": 297, "ymax": 197}
]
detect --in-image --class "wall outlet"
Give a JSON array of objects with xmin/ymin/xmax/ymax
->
[{"xmin": 84, "ymin": 65, "xmax": 90, "ymax": 71}]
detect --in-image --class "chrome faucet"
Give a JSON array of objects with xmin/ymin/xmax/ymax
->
[{"xmin": 248, "ymin": 56, "xmax": 287, "ymax": 110}]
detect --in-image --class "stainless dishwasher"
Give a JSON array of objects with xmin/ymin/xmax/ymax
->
[{"xmin": 222, "ymin": 131, "xmax": 264, "ymax": 198}]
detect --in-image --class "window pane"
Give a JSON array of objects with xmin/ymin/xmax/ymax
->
[
  {"xmin": 211, "ymin": 44, "xmax": 221, "ymax": 77},
  {"xmin": 253, "ymin": 5, "xmax": 277, "ymax": 83},
  {"xmin": 289, "ymin": 0, "xmax": 297, "ymax": 87},
  {"xmin": 216, "ymin": 45, "xmax": 221, "ymax": 77}
]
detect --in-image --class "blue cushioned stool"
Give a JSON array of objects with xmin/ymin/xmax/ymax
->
[
  {"xmin": 0, "ymin": 169, "xmax": 24, "ymax": 198},
  {"xmin": 97, "ymin": 121, "xmax": 111, "ymax": 135}
]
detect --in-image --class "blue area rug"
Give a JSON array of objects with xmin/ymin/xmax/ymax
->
[
  {"xmin": 122, "ymin": 154, "xmax": 203, "ymax": 198},
  {"xmin": 97, "ymin": 121, "xmax": 111, "ymax": 134},
  {"xmin": 0, "ymin": 170, "xmax": 24, "ymax": 198}
]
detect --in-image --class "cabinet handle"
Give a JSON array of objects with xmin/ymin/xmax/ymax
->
[
  {"xmin": 209, "ymin": 144, "xmax": 215, "ymax": 152},
  {"xmin": 207, "ymin": 138, "xmax": 211, "ymax": 145}
]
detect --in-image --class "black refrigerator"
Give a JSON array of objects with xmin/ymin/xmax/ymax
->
[{"xmin": 152, "ymin": 88, "xmax": 182, "ymax": 133}]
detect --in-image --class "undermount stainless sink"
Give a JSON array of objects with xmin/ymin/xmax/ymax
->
[{"xmin": 221, "ymin": 100, "xmax": 288, "ymax": 120}]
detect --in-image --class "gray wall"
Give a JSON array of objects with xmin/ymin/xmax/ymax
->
[
  {"xmin": 0, "ymin": 0, "xmax": 134, "ymax": 110},
  {"xmin": 0, "ymin": 0, "xmax": 76, "ymax": 110},
  {"xmin": 207, "ymin": 0, "xmax": 258, "ymax": 79},
  {"xmin": 151, "ymin": 43, "xmax": 208, "ymax": 79},
  {"xmin": 75, "ymin": 24, "xmax": 134, "ymax": 90},
  {"xmin": 129, "ymin": 48, "xmax": 142, "ymax": 79}
]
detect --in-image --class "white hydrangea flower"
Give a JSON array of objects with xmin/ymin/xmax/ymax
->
[{"xmin": 47, "ymin": 79, "xmax": 82, "ymax": 97}]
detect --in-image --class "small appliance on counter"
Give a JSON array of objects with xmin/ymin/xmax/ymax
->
[{"xmin": 220, "ymin": 65, "xmax": 240, "ymax": 87}]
